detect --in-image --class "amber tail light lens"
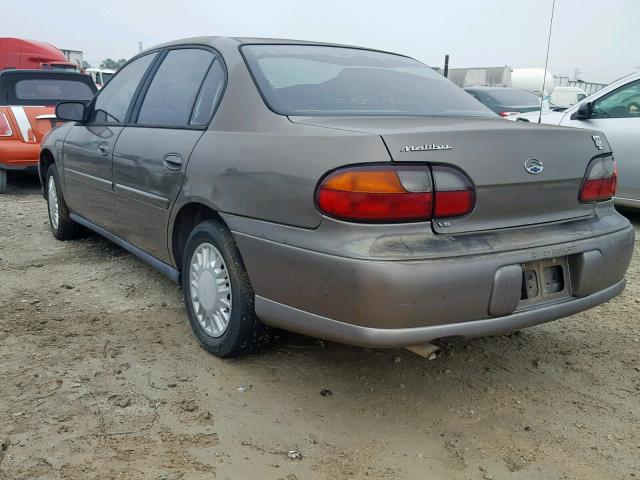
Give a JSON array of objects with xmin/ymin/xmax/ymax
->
[
  {"xmin": 315, "ymin": 165, "xmax": 474, "ymax": 223},
  {"xmin": 579, "ymin": 156, "xmax": 617, "ymax": 203}
]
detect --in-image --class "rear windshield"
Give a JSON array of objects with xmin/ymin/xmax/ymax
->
[
  {"xmin": 482, "ymin": 89, "xmax": 540, "ymax": 106},
  {"xmin": 242, "ymin": 45, "xmax": 494, "ymax": 117},
  {"xmin": 15, "ymin": 79, "xmax": 94, "ymax": 101}
]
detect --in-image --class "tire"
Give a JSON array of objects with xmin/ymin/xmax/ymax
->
[
  {"xmin": 46, "ymin": 164, "xmax": 83, "ymax": 240},
  {"xmin": 181, "ymin": 219, "xmax": 270, "ymax": 357},
  {"xmin": 0, "ymin": 169, "xmax": 7, "ymax": 194}
]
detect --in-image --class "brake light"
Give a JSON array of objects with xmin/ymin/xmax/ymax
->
[
  {"xmin": 579, "ymin": 156, "xmax": 617, "ymax": 202},
  {"xmin": 315, "ymin": 165, "xmax": 474, "ymax": 223},
  {"xmin": 0, "ymin": 113, "xmax": 12, "ymax": 137},
  {"xmin": 499, "ymin": 111, "xmax": 519, "ymax": 117}
]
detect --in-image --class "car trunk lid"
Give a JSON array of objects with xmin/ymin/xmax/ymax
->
[{"xmin": 290, "ymin": 116, "xmax": 604, "ymax": 234}]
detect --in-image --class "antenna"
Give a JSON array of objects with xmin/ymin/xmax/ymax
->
[{"xmin": 539, "ymin": 0, "xmax": 556, "ymax": 124}]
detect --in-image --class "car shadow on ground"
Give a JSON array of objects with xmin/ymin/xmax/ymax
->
[{"xmin": 3, "ymin": 171, "xmax": 41, "ymax": 195}]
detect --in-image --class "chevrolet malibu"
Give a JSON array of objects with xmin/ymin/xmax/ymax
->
[{"xmin": 40, "ymin": 37, "xmax": 634, "ymax": 357}]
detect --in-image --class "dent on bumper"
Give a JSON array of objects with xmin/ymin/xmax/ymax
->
[{"xmin": 255, "ymin": 279, "xmax": 625, "ymax": 348}]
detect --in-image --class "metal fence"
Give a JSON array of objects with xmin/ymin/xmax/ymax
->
[{"xmin": 553, "ymin": 76, "xmax": 607, "ymax": 95}]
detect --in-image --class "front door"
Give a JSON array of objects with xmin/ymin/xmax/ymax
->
[
  {"xmin": 113, "ymin": 48, "xmax": 226, "ymax": 262},
  {"xmin": 63, "ymin": 53, "xmax": 158, "ymax": 231},
  {"xmin": 562, "ymin": 79, "xmax": 640, "ymax": 204}
]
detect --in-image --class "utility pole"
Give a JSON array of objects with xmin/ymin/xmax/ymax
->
[
  {"xmin": 138, "ymin": 42, "xmax": 143, "ymax": 53},
  {"xmin": 443, "ymin": 54, "xmax": 449, "ymax": 78},
  {"xmin": 574, "ymin": 67, "xmax": 581, "ymax": 81}
]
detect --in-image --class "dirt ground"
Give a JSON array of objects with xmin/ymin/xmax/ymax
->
[{"xmin": 1, "ymin": 173, "xmax": 639, "ymax": 480}]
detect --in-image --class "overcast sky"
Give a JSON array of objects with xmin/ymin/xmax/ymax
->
[{"xmin": 4, "ymin": 0, "xmax": 638, "ymax": 84}]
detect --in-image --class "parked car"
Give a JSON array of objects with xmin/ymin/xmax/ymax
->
[
  {"xmin": 550, "ymin": 86, "xmax": 587, "ymax": 109},
  {"xmin": 0, "ymin": 38, "xmax": 79, "ymax": 71},
  {"xmin": 0, "ymin": 69, "xmax": 97, "ymax": 192},
  {"xmin": 40, "ymin": 37, "xmax": 634, "ymax": 357},
  {"xmin": 464, "ymin": 86, "xmax": 542, "ymax": 117},
  {"xmin": 85, "ymin": 68, "xmax": 115, "ymax": 89},
  {"xmin": 517, "ymin": 71, "xmax": 640, "ymax": 209}
]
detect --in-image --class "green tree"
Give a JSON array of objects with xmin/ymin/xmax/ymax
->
[{"xmin": 99, "ymin": 58, "xmax": 127, "ymax": 70}]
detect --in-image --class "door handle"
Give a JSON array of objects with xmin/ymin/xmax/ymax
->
[
  {"xmin": 163, "ymin": 153, "xmax": 183, "ymax": 171},
  {"xmin": 97, "ymin": 143, "xmax": 110, "ymax": 156}
]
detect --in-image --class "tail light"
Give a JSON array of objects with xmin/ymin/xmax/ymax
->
[
  {"xmin": 0, "ymin": 113, "xmax": 12, "ymax": 137},
  {"xmin": 579, "ymin": 156, "xmax": 617, "ymax": 202},
  {"xmin": 432, "ymin": 166, "xmax": 475, "ymax": 218},
  {"xmin": 499, "ymin": 111, "xmax": 519, "ymax": 117},
  {"xmin": 315, "ymin": 165, "xmax": 474, "ymax": 223}
]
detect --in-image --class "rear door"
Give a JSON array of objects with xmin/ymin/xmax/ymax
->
[
  {"xmin": 62, "ymin": 54, "xmax": 157, "ymax": 231},
  {"xmin": 561, "ymin": 79, "xmax": 640, "ymax": 203},
  {"xmin": 112, "ymin": 48, "xmax": 226, "ymax": 262}
]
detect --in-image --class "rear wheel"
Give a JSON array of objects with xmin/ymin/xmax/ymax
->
[
  {"xmin": 181, "ymin": 219, "xmax": 270, "ymax": 357},
  {"xmin": 46, "ymin": 164, "xmax": 83, "ymax": 240},
  {"xmin": 0, "ymin": 169, "xmax": 7, "ymax": 194}
]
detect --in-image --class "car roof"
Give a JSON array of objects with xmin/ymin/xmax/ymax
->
[
  {"xmin": 0, "ymin": 69, "xmax": 87, "ymax": 79},
  {"xmin": 145, "ymin": 36, "xmax": 406, "ymax": 58},
  {"xmin": 464, "ymin": 86, "xmax": 526, "ymax": 92}
]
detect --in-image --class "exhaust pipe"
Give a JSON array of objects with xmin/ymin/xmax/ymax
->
[{"xmin": 406, "ymin": 343, "xmax": 440, "ymax": 360}]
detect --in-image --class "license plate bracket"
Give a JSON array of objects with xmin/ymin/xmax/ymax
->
[{"xmin": 520, "ymin": 257, "xmax": 571, "ymax": 306}]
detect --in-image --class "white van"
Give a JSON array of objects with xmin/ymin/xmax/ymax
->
[
  {"xmin": 85, "ymin": 68, "xmax": 115, "ymax": 89},
  {"xmin": 550, "ymin": 86, "xmax": 587, "ymax": 108}
]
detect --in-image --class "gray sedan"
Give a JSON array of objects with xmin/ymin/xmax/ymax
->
[{"xmin": 40, "ymin": 37, "xmax": 634, "ymax": 357}]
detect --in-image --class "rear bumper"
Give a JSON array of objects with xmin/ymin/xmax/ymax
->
[
  {"xmin": 230, "ymin": 215, "xmax": 634, "ymax": 348},
  {"xmin": 255, "ymin": 279, "xmax": 626, "ymax": 347},
  {"xmin": 0, "ymin": 141, "xmax": 40, "ymax": 169}
]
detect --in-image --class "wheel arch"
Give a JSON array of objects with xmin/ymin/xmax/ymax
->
[
  {"xmin": 170, "ymin": 202, "xmax": 228, "ymax": 271},
  {"xmin": 39, "ymin": 148, "xmax": 55, "ymax": 197}
]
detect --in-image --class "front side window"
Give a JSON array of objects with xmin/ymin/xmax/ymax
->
[
  {"xmin": 15, "ymin": 79, "xmax": 94, "ymax": 101},
  {"xmin": 592, "ymin": 80, "xmax": 640, "ymax": 118},
  {"xmin": 89, "ymin": 53, "xmax": 156, "ymax": 124},
  {"xmin": 136, "ymin": 49, "xmax": 217, "ymax": 126},
  {"xmin": 241, "ymin": 45, "xmax": 493, "ymax": 117}
]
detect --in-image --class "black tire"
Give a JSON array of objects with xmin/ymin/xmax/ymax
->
[
  {"xmin": 181, "ymin": 219, "xmax": 270, "ymax": 357},
  {"xmin": 0, "ymin": 169, "xmax": 7, "ymax": 194},
  {"xmin": 46, "ymin": 164, "xmax": 83, "ymax": 240}
]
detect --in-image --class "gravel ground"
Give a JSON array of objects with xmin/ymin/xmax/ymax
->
[{"xmin": 1, "ymin": 173, "xmax": 639, "ymax": 480}]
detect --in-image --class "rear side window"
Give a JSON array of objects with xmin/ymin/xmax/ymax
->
[
  {"xmin": 90, "ymin": 53, "xmax": 156, "ymax": 124},
  {"xmin": 15, "ymin": 79, "xmax": 94, "ymax": 101},
  {"xmin": 136, "ymin": 49, "xmax": 218, "ymax": 127},
  {"xmin": 484, "ymin": 89, "xmax": 540, "ymax": 106},
  {"xmin": 190, "ymin": 60, "xmax": 225, "ymax": 125}
]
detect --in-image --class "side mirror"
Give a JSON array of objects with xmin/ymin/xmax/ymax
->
[
  {"xmin": 55, "ymin": 102, "xmax": 86, "ymax": 122},
  {"xmin": 571, "ymin": 101, "xmax": 592, "ymax": 120}
]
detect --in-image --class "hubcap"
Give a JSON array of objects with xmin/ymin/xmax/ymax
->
[
  {"xmin": 48, "ymin": 176, "xmax": 59, "ymax": 230},
  {"xmin": 189, "ymin": 243, "xmax": 232, "ymax": 337}
]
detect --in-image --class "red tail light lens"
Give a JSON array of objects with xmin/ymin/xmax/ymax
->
[
  {"xmin": 0, "ymin": 113, "xmax": 12, "ymax": 137},
  {"xmin": 499, "ymin": 111, "xmax": 519, "ymax": 117},
  {"xmin": 579, "ymin": 156, "xmax": 617, "ymax": 202},
  {"xmin": 315, "ymin": 165, "xmax": 475, "ymax": 223},
  {"xmin": 432, "ymin": 166, "xmax": 475, "ymax": 218}
]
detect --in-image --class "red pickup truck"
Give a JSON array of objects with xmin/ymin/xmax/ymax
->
[{"xmin": 0, "ymin": 70, "xmax": 96, "ymax": 192}]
